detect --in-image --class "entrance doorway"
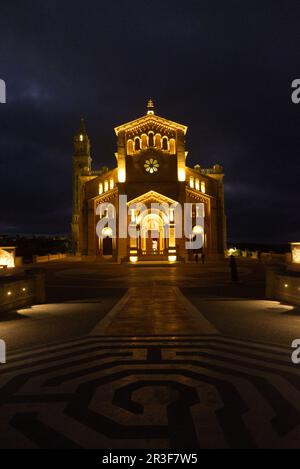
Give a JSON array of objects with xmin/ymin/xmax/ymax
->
[
  {"xmin": 140, "ymin": 213, "xmax": 165, "ymax": 256},
  {"xmin": 103, "ymin": 236, "xmax": 113, "ymax": 255}
]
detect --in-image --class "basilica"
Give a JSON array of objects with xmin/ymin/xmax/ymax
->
[{"xmin": 71, "ymin": 101, "xmax": 226, "ymax": 263}]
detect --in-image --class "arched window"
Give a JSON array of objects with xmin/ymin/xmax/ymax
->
[
  {"xmin": 162, "ymin": 136, "xmax": 168, "ymax": 150},
  {"xmin": 169, "ymin": 138, "xmax": 176, "ymax": 154},
  {"xmin": 141, "ymin": 134, "xmax": 148, "ymax": 149},
  {"xmin": 154, "ymin": 134, "xmax": 161, "ymax": 148},
  {"xmin": 127, "ymin": 139, "xmax": 134, "ymax": 155},
  {"xmin": 101, "ymin": 203, "xmax": 115, "ymax": 219},
  {"xmin": 148, "ymin": 132, "xmax": 154, "ymax": 147},
  {"xmin": 195, "ymin": 178, "xmax": 200, "ymax": 191},
  {"xmin": 134, "ymin": 137, "xmax": 141, "ymax": 151},
  {"xmin": 107, "ymin": 203, "xmax": 115, "ymax": 218}
]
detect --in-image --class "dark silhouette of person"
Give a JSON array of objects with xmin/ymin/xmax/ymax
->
[
  {"xmin": 230, "ymin": 255, "xmax": 238, "ymax": 282},
  {"xmin": 195, "ymin": 253, "xmax": 199, "ymax": 263},
  {"xmin": 257, "ymin": 250, "xmax": 262, "ymax": 262}
]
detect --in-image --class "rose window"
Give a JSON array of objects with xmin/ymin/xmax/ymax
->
[{"xmin": 144, "ymin": 158, "xmax": 159, "ymax": 174}]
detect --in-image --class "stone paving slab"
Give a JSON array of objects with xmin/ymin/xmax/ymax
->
[{"xmin": 91, "ymin": 287, "xmax": 219, "ymax": 336}]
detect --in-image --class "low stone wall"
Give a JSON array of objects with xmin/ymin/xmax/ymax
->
[
  {"xmin": 34, "ymin": 253, "xmax": 67, "ymax": 263},
  {"xmin": 228, "ymin": 250, "xmax": 290, "ymax": 264},
  {"xmin": 0, "ymin": 271, "xmax": 45, "ymax": 314},
  {"xmin": 15, "ymin": 256, "xmax": 23, "ymax": 267},
  {"xmin": 266, "ymin": 267, "xmax": 300, "ymax": 306}
]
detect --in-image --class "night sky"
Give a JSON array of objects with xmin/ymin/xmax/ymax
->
[{"xmin": 1, "ymin": 0, "xmax": 299, "ymax": 243}]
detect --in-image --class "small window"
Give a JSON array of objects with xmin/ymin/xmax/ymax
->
[
  {"xmin": 189, "ymin": 176, "xmax": 194, "ymax": 189},
  {"xmin": 110, "ymin": 178, "xmax": 114, "ymax": 190},
  {"xmin": 154, "ymin": 134, "xmax": 161, "ymax": 148},
  {"xmin": 107, "ymin": 203, "xmax": 115, "ymax": 219},
  {"xmin": 141, "ymin": 134, "xmax": 148, "ymax": 149},
  {"xmin": 104, "ymin": 180, "xmax": 109, "ymax": 192},
  {"xmin": 162, "ymin": 136, "xmax": 168, "ymax": 150},
  {"xmin": 148, "ymin": 132, "xmax": 154, "ymax": 147},
  {"xmin": 127, "ymin": 139, "xmax": 134, "ymax": 155},
  {"xmin": 195, "ymin": 178, "xmax": 200, "ymax": 191},
  {"xmin": 169, "ymin": 208, "xmax": 174, "ymax": 223},
  {"xmin": 99, "ymin": 183, "xmax": 103, "ymax": 195},
  {"xmin": 201, "ymin": 181, "xmax": 206, "ymax": 194},
  {"xmin": 131, "ymin": 209, "xmax": 136, "ymax": 223},
  {"xmin": 169, "ymin": 138, "xmax": 176, "ymax": 154},
  {"xmin": 134, "ymin": 137, "xmax": 141, "ymax": 151}
]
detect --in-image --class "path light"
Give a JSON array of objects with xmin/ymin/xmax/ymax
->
[
  {"xmin": 168, "ymin": 256, "xmax": 177, "ymax": 263},
  {"xmin": 130, "ymin": 256, "xmax": 138, "ymax": 263}
]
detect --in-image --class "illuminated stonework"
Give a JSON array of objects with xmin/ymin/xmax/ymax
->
[
  {"xmin": 291, "ymin": 243, "xmax": 300, "ymax": 264},
  {"xmin": 118, "ymin": 168, "xmax": 126, "ymax": 183},
  {"xmin": 71, "ymin": 101, "xmax": 227, "ymax": 262},
  {"xmin": 0, "ymin": 248, "xmax": 15, "ymax": 269}
]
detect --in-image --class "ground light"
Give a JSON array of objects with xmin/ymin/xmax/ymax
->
[
  {"xmin": 130, "ymin": 256, "xmax": 138, "ymax": 263},
  {"xmin": 168, "ymin": 255, "xmax": 177, "ymax": 263}
]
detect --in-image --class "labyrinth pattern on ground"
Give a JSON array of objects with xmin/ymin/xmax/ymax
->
[{"xmin": 0, "ymin": 334, "xmax": 299, "ymax": 449}]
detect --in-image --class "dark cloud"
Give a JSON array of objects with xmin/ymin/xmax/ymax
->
[{"xmin": 0, "ymin": 0, "xmax": 299, "ymax": 242}]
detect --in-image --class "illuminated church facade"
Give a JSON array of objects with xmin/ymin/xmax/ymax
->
[{"xmin": 71, "ymin": 101, "xmax": 226, "ymax": 263}]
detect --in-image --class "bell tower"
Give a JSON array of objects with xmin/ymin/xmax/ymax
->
[{"xmin": 71, "ymin": 118, "xmax": 92, "ymax": 254}]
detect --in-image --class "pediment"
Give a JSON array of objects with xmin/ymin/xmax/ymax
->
[
  {"xmin": 127, "ymin": 190, "xmax": 178, "ymax": 206},
  {"xmin": 115, "ymin": 114, "xmax": 187, "ymax": 136}
]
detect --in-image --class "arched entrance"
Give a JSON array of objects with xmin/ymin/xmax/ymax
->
[{"xmin": 140, "ymin": 212, "xmax": 165, "ymax": 256}]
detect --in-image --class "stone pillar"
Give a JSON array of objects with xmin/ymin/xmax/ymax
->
[
  {"xmin": 177, "ymin": 182, "xmax": 188, "ymax": 262},
  {"xmin": 87, "ymin": 200, "xmax": 96, "ymax": 257},
  {"xmin": 24, "ymin": 270, "xmax": 46, "ymax": 304},
  {"xmin": 176, "ymin": 131, "xmax": 186, "ymax": 182},
  {"xmin": 117, "ymin": 131, "xmax": 126, "ymax": 183},
  {"xmin": 34, "ymin": 272, "xmax": 46, "ymax": 303},
  {"xmin": 265, "ymin": 266, "xmax": 282, "ymax": 299}
]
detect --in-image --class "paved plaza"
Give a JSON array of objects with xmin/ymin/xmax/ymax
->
[{"xmin": 1, "ymin": 260, "xmax": 300, "ymax": 448}]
